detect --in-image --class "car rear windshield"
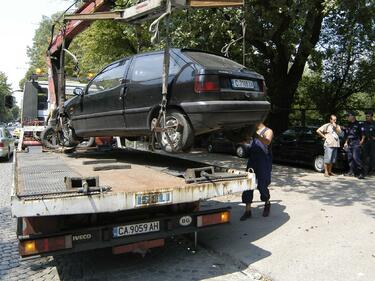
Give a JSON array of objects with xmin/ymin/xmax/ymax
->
[{"xmin": 183, "ymin": 51, "xmax": 243, "ymax": 69}]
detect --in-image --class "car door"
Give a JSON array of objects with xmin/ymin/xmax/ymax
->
[
  {"xmin": 273, "ymin": 128, "xmax": 299, "ymax": 162},
  {"xmin": 124, "ymin": 52, "xmax": 182, "ymax": 132},
  {"xmin": 71, "ymin": 59, "xmax": 130, "ymax": 136},
  {"xmin": 296, "ymin": 128, "xmax": 321, "ymax": 164}
]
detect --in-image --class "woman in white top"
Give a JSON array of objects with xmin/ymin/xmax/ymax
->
[{"xmin": 316, "ymin": 115, "xmax": 342, "ymax": 177}]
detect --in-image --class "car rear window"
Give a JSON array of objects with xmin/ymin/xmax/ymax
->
[{"xmin": 183, "ymin": 51, "xmax": 243, "ymax": 69}]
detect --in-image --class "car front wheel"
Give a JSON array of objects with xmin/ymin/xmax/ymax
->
[
  {"xmin": 314, "ymin": 155, "xmax": 324, "ymax": 172},
  {"xmin": 155, "ymin": 110, "xmax": 194, "ymax": 153}
]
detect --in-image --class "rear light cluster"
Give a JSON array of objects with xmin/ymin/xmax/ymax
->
[
  {"xmin": 0, "ymin": 142, "xmax": 3, "ymax": 148},
  {"xmin": 20, "ymin": 235, "xmax": 72, "ymax": 257},
  {"xmin": 197, "ymin": 211, "xmax": 230, "ymax": 227},
  {"xmin": 194, "ymin": 74, "xmax": 220, "ymax": 93}
]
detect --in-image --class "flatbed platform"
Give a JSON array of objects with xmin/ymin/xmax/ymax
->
[{"xmin": 11, "ymin": 147, "xmax": 255, "ymax": 217}]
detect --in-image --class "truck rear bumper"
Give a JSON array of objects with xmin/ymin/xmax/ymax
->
[{"xmin": 18, "ymin": 207, "xmax": 231, "ymax": 258}]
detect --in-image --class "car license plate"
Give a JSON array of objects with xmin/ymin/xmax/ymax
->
[
  {"xmin": 113, "ymin": 221, "xmax": 160, "ymax": 238},
  {"xmin": 231, "ymin": 79, "xmax": 255, "ymax": 89},
  {"xmin": 135, "ymin": 191, "xmax": 172, "ymax": 207}
]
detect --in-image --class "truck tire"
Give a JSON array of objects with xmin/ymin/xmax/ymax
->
[
  {"xmin": 40, "ymin": 126, "xmax": 60, "ymax": 149},
  {"xmin": 156, "ymin": 110, "xmax": 194, "ymax": 153}
]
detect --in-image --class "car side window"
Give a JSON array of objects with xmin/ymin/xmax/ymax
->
[
  {"xmin": 131, "ymin": 54, "xmax": 181, "ymax": 82},
  {"xmin": 87, "ymin": 60, "xmax": 128, "ymax": 95},
  {"xmin": 300, "ymin": 129, "xmax": 317, "ymax": 142}
]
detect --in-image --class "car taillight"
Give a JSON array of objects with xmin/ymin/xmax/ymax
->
[
  {"xmin": 194, "ymin": 75, "xmax": 220, "ymax": 93},
  {"xmin": 0, "ymin": 142, "xmax": 4, "ymax": 147},
  {"xmin": 19, "ymin": 235, "xmax": 72, "ymax": 257}
]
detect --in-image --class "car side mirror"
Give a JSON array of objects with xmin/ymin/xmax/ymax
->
[
  {"xmin": 4, "ymin": 95, "xmax": 15, "ymax": 108},
  {"xmin": 73, "ymin": 87, "xmax": 84, "ymax": 96}
]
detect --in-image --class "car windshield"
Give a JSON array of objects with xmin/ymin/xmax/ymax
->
[{"xmin": 183, "ymin": 51, "xmax": 244, "ymax": 69}]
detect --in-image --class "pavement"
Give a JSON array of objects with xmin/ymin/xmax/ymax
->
[{"xmin": 1, "ymin": 150, "xmax": 375, "ymax": 281}]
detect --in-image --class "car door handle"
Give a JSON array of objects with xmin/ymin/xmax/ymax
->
[{"xmin": 119, "ymin": 86, "xmax": 127, "ymax": 100}]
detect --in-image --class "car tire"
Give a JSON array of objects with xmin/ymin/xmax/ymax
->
[
  {"xmin": 236, "ymin": 145, "xmax": 246, "ymax": 158},
  {"xmin": 155, "ymin": 110, "xmax": 194, "ymax": 153},
  {"xmin": 207, "ymin": 144, "xmax": 214, "ymax": 153},
  {"xmin": 40, "ymin": 126, "xmax": 60, "ymax": 149},
  {"xmin": 314, "ymin": 155, "xmax": 325, "ymax": 172}
]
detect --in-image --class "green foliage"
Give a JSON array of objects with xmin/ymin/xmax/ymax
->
[
  {"xmin": 295, "ymin": 0, "xmax": 375, "ymax": 116},
  {"xmin": 0, "ymin": 72, "xmax": 13, "ymax": 123}
]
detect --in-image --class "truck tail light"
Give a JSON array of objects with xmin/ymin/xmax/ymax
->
[
  {"xmin": 197, "ymin": 211, "xmax": 230, "ymax": 227},
  {"xmin": 19, "ymin": 235, "xmax": 72, "ymax": 257},
  {"xmin": 194, "ymin": 75, "xmax": 220, "ymax": 93},
  {"xmin": 0, "ymin": 142, "xmax": 4, "ymax": 148}
]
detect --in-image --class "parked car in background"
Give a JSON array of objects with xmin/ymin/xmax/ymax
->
[
  {"xmin": 0, "ymin": 126, "xmax": 15, "ymax": 161},
  {"xmin": 272, "ymin": 127, "xmax": 348, "ymax": 172},
  {"xmin": 206, "ymin": 131, "xmax": 247, "ymax": 158},
  {"xmin": 57, "ymin": 49, "xmax": 270, "ymax": 152}
]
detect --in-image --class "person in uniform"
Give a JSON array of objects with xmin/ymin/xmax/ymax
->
[
  {"xmin": 344, "ymin": 112, "xmax": 365, "ymax": 179},
  {"xmin": 240, "ymin": 123, "xmax": 273, "ymax": 220},
  {"xmin": 363, "ymin": 111, "xmax": 375, "ymax": 176}
]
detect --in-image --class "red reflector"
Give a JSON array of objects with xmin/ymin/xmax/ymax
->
[
  {"xmin": 197, "ymin": 211, "xmax": 230, "ymax": 227},
  {"xmin": 0, "ymin": 142, "xmax": 4, "ymax": 148},
  {"xmin": 194, "ymin": 75, "xmax": 220, "ymax": 93},
  {"xmin": 112, "ymin": 239, "xmax": 165, "ymax": 255},
  {"xmin": 19, "ymin": 235, "xmax": 72, "ymax": 257}
]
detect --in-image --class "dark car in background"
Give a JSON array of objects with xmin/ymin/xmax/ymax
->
[
  {"xmin": 272, "ymin": 127, "xmax": 348, "ymax": 172},
  {"xmin": 206, "ymin": 131, "xmax": 247, "ymax": 158},
  {"xmin": 63, "ymin": 49, "xmax": 270, "ymax": 152}
]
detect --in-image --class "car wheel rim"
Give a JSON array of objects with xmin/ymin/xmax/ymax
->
[
  {"xmin": 161, "ymin": 117, "xmax": 181, "ymax": 151},
  {"xmin": 236, "ymin": 146, "xmax": 244, "ymax": 157},
  {"xmin": 315, "ymin": 156, "xmax": 324, "ymax": 171},
  {"xmin": 207, "ymin": 144, "xmax": 213, "ymax": 152}
]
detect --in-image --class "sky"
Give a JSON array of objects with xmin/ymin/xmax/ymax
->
[{"xmin": 0, "ymin": 0, "xmax": 74, "ymax": 101}]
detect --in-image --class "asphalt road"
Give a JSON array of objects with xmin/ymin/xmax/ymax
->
[{"xmin": 1, "ymin": 150, "xmax": 374, "ymax": 281}]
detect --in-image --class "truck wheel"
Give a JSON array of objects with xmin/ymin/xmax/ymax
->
[
  {"xmin": 155, "ymin": 110, "xmax": 194, "ymax": 153},
  {"xmin": 40, "ymin": 126, "xmax": 60, "ymax": 149},
  {"xmin": 314, "ymin": 155, "xmax": 324, "ymax": 172}
]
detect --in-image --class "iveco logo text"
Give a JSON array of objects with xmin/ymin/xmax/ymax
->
[{"xmin": 72, "ymin": 234, "xmax": 92, "ymax": 241}]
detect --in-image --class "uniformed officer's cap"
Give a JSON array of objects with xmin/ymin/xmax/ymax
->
[
  {"xmin": 346, "ymin": 111, "xmax": 356, "ymax": 116},
  {"xmin": 365, "ymin": 110, "xmax": 373, "ymax": 116}
]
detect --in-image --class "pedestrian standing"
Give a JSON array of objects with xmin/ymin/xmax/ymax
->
[
  {"xmin": 363, "ymin": 111, "xmax": 375, "ymax": 176},
  {"xmin": 316, "ymin": 115, "xmax": 342, "ymax": 177},
  {"xmin": 344, "ymin": 112, "xmax": 366, "ymax": 179},
  {"xmin": 240, "ymin": 122, "xmax": 273, "ymax": 220}
]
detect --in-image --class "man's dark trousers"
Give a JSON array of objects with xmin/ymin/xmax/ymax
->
[
  {"xmin": 363, "ymin": 140, "xmax": 375, "ymax": 175},
  {"xmin": 347, "ymin": 142, "xmax": 363, "ymax": 175}
]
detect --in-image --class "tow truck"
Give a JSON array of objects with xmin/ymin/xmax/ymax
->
[{"xmin": 10, "ymin": 0, "xmax": 258, "ymax": 258}]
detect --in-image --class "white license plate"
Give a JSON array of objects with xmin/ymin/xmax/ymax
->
[
  {"xmin": 113, "ymin": 221, "xmax": 160, "ymax": 238},
  {"xmin": 231, "ymin": 79, "xmax": 255, "ymax": 89},
  {"xmin": 135, "ymin": 192, "xmax": 172, "ymax": 207}
]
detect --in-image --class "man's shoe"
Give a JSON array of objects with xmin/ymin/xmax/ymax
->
[
  {"xmin": 262, "ymin": 203, "xmax": 271, "ymax": 217},
  {"xmin": 240, "ymin": 211, "xmax": 252, "ymax": 221},
  {"xmin": 357, "ymin": 174, "xmax": 365, "ymax": 179}
]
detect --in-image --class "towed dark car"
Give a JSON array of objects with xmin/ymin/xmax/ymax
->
[
  {"xmin": 62, "ymin": 49, "xmax": 270, "ymax": 152},
  {"xmin": 272, "ymin": 127, "xmax": 348, "ymax": 172}
]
